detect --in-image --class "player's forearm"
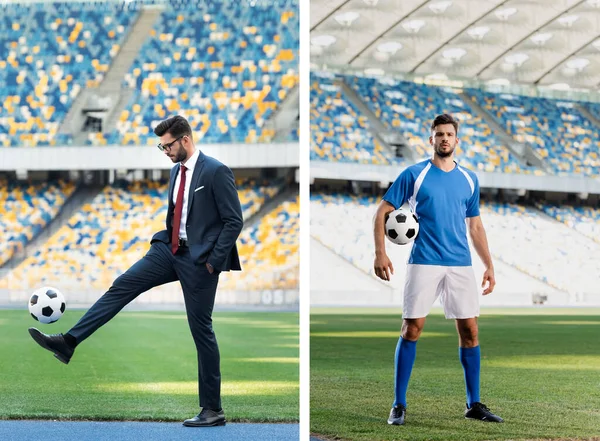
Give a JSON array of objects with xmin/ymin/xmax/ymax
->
[
  {"xmin": 373, "ymin": 203, "xmax": 393, "ymax": 256},
  {"xmin": 470, "ymin": 226, "xmax": 493, "ymax": 269}
]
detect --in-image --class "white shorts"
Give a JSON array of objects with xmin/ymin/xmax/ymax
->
[{"xmin": 403, "ymin": 264, "xmax": 480, "ymax": 319}]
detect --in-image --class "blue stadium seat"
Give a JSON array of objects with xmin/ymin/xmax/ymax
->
[
  {"xmin": 0, "ymin": 2, "xmax": 137, "ymax": 147},
  {"xmin": 7, "ymin": 177, "xmax": 285, "ymax": 289},
  {"xmin": 466, "ymin": 89, "xmax": 600, "ymax": 175},
  {"xmin": 111, "ymin": 0, "xmax": 298, "ymax": 145},
  {"xmin": 537, "ymin": 203, "xmax": 600, "ymax": 243},
  {"xmin": 311, "ymin": 192, "xmax": 600, "ymax": 295},
  {"xmin": 310, "ymin": 72, "xmax": 392, "ymax": 164},
  {"xmin": 1, "ymin": 0, "xmax": 298, "ymax": 148},
  {"xmin": 221, "ymin": 195, "xmax": 299, "ymax": 290},
  {"xmin": 0, "ymin": 180, "xmax": 76, "ymax": 267},
  {"xmin": 348, "ymin": 76, "xmax": 536, "ymax": 173}
]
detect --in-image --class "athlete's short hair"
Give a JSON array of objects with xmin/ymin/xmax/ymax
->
[
  {"xmin": 431, "ymin": 113, "xmax": 458, "ymax": 134},
  {"xmin": 154, "ymin": 115, "xmax": 192, "ymax": 139}
]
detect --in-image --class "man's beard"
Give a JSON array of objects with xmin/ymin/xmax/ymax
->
[
  {"xmin": 173, "ymin": 148, "xmax": 187, "ymax": 163},
  {"xmin": 435, "ymin": 144, "xmax": 454, "ymax": 158}
]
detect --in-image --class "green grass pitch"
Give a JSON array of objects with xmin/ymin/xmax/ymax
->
[
  {"xmin": 310, "ymin": 308, "xmax": 600, "ymax": 441},
  {"xmin": 0, "ymin": 309, "xmax": 298, "ymax": 422}
]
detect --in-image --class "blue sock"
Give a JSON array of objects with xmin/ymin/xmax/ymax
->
[
  {"xmin": 393, "ymin": 337, "xmax": 417, "ymax": 407},
  {"xmin": 459, "ymin": 346, "xmax": 481, "ymax": 408}
]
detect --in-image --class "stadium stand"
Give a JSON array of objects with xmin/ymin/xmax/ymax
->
[
  {"xmin": 480, "ymin": 202, "xmax": 600, "ymax": 294},
  {"xmin": 581, "ymin": 101, "xmax": 600, "ymax": 122},
  {"xmin": 7, "ymin": 180, "xmax": 168, "ymax": 289},
  {"xmin": 0, "ymin": 180, "xmax": 76, "ymax": 267},
  {"xmin": 466, "ymin": 90, "xmax": 600, "ymax": 175},
  {"xmin": 0, "ymin": 0, "xmax": 299, "ymax": 148},
  {"xmin": 537, "ymin": 204, "xmax": 600, "ymax": 245},
  {"xmin": 311, "ymin": 193, "xmax": 600, "ymax": 295},
  {"xmin": 308, "ymin": 2, "xmax": 600, "ymax": 309},
  {"xmin": 5, "ymin": 178, "xmax": 286, "ymax": 290},
  {"xmin": 0, "ymin": 1, "xmax": 136, "ymax": 147},
  {"xmin": 310, "ymin": 73, "xmax": 391, "ymax": 164},
  {"xmin": 0, "ymin": 0, "xmax": 299, "ymax": 301},
  {"xmin": 346, "ymin": 76, "xmax": 536, "ymax": 174},
  {"xmin": 112, "ymin": 0, "xmax": 299, "ymax": 146},
  {"xmin": 288, "ymin": 127, "xmax": 299, "ymax": 141},
  {"xmin": 238, "ymin": 178, "xmax": 285, "ymax": 219},
  {"xmin": 311, "ymin": 192, "xmax": 397, "ymax": 283},
  {"xmin": 221, "ymin": 195, "xmax": 299, "ymax": 291}
]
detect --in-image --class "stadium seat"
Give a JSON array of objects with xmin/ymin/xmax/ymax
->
[
  {"xmin": 310, "ymin": 72, "xmax": 392, "ymax": 164},
  {"xmin": 236, "ymin": 177, "xmax": 285, "ymax": 219},
  {"xmin": 287, "ymin": 127, "xmax": 299, "ymax": 142},
  {"xmin": 537, "ymin": 203, "xmax": 600, "ymax": 244},
  {"xmin": 0, "ymin": 1, "xmax": 137, "ymax": 147},
  {"xmin": 1, "ymin": 0, "xmax": 297, "ymax": 148},
  {"xmin": 480, "ymin": 202, "xmax": 600, "ymax": 293},
  {"xmin": 111, "ymin": 0, "xmax": 299, "ymax": 145},
  {"xmin": 310, "ymin": 193, "xmax": 600, "ymax": 295},
  {"xmin": 347, "ymin": 76, "xmax": 537, "ymax": 173},
  {"xmin": 220, "ymin": 195, "xmax": 299, "ymax": 291},
  {"xmin": 466, "ymin": 90, "xmax": 600, "ymax": 176},
  {"xmin": 0, "ymin": 180, "xmax": 76, "ymax": 267},
  {"xmin": 6, "ymin": 178, "xmax": 286, "ymax": 290},
  {"xmin": 310, "ymin": 192, "xmax": 408, "ymax": 289}
]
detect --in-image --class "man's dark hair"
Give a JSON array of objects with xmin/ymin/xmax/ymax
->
[
  {"xmin": 154, "ymin": 115, "xmax": 192, "ymax": 139},
  {"xmin": 431, "ymin": 113, "xmax": 458, "ymax": 134}
]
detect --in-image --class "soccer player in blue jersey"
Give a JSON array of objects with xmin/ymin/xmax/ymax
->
[{"xmin": 373, "ymin": 113, "xmax": 503, "ymax": 425}]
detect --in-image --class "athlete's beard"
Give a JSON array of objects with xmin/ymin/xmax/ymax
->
[{"xmin": 434, "ymin": 143, "xmax": 454, "ymax": 158}]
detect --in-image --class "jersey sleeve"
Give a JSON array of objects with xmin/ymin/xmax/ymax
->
[
  {"xmin": 382, "ymin": 168, "xmax": 414, "ymax": 209},
  {"xmin": 466, "ymin": 173, "xmax": 480, "ymax": 218}
]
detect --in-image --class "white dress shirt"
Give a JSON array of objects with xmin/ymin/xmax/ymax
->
[{"xmin": 172, "ymin": 148, "xmax": 200, "ymax": 241}]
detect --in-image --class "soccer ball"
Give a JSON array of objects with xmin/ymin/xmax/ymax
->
[
  {"xmin": 28, "ymin": 287, "xmax": 66, "ymax": 324},
  {"xmin": 385, "ymin": 207, "xmax": 419, "ymax": 245}
]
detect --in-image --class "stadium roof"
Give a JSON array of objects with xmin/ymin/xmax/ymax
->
[{"xmin": 311, "ymin": 0, "xmax": 600, "ymax": 90}]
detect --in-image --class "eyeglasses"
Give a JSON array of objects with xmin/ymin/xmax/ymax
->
[{"xmin": 157, "ymin": 136, "xmax": 184, "ymax": 152}]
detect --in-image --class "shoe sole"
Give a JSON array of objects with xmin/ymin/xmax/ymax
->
[
  {"xmin": 28, "ymin": 328, "xmax": 70, "ymax": 365},
  {"xmin": 465, "ymin": 416, "xmax": 503, "ymax": 423},
  {"xmin": 183, "ymin": 420, "xmax": 226, "ymax": 427},
  {"xmin": 387, "ymin": 420, "xmax": 405, "ymax": 425}
]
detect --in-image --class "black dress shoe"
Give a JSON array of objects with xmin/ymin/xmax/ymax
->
[
  {"xmin": 183, "ymin": 408, "xmax": 226, "ymax": 427},
  {"xmin": 28, "ymin": 328, "xmax": 74, "ymax": 365},
  {"xmin": 465, "ymin": 402, "xmax": 504, "ymax": 423}
]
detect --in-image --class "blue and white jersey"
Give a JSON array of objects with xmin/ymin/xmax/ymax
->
[{"xmin": 383, "ymin": 159, "xmax": 480, "ymax": 266}]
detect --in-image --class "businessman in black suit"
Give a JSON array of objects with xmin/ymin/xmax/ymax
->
[{"xmin": 29, "ymin": 115, "xmax": 244, "ymax": 427}]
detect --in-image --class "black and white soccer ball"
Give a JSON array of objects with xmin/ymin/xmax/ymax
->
[
  {"xmin": 385, "ymin": 207, "xmax": 419, "ymax": 245},
  {"xmin": 28, "ymin": 287, "xmax": 66, "ymax": 324}
]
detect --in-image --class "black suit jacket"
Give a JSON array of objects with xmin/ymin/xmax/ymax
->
[{"xmin": 151, "ymin": 150, "xmax": 243, "ymax": 271}]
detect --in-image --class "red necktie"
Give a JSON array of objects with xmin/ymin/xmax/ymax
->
[{"xmin": 171, "ymin": 164, "xmax": 187, "ymax": 254}]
